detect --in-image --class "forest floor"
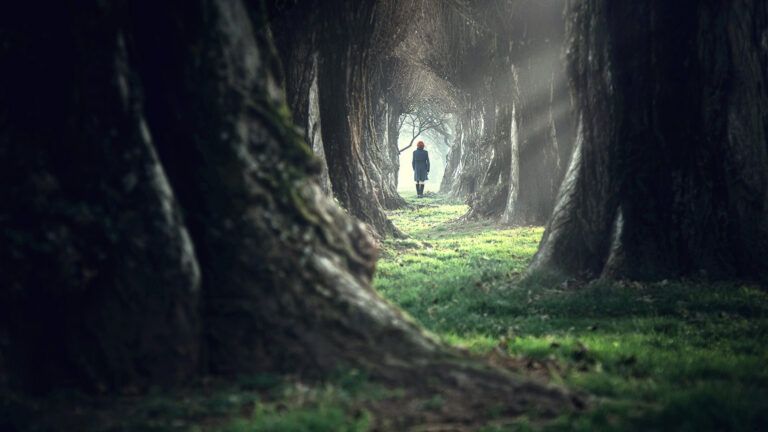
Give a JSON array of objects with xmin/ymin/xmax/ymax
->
[
  {"xmin": 4, "ymin": 194, "xmax": 767, "ymax": 431},
  {"xmin": 375, "ymin": 194, "xmax": 768, "ymax": 431}
]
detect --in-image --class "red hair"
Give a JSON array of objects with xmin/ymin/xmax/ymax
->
[{"xmin": 417, "ymin": 141, "xmax": 425, "ymax": 148}]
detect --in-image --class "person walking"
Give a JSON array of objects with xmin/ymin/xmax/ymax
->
[{"xmin": 412, "ymin": 141, "xmax": 430, "ymax": 198}]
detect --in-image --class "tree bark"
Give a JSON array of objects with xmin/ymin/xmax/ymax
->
[
  {"xmin": 387, "ymin": 100, "xmax": 404, "ymax": 193},
  {"xmin": 465, "ymin": 63, "xmax": 518, "ymax": 220},
  {"xmin": 368, "ymin": 81, "xmax": 408, "ymax": 209},
  {"xmin": 268, "ymin": 2, "xmax": 332, "ymax": 194},
  {"xmin": 0, "ymin": 0, "xmax": 577, "ymax": 419},
  {"xmin": 532, "ymin": 0, "xmax": 768, "ymax": 281},
  {"xmin": 270, "ymin": 0, "xmax": 407, "ymax": 223},
  {"xmin": 441, "ymin": 97, "xmax": 489, "ymax": 198}
]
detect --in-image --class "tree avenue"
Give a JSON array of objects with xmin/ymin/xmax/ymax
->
[
  {"xmin": 0, "ymin": 0, "xmax": 574, "ymax": 419},
  {"xmin": 0, "ymin": 0, "xmax": 766, "ymax": 429}
]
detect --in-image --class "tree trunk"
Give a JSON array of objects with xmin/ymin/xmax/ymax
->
[
  {"xmin": 532, "ymin": 0, "xmax": 768, "ymax": 281},
  {"xmin": 268, "ymin": 3, "xmax": 332, "ymax": 194},
  {"xmin": 270, "ymin": 0, "xmax": 405, "ymax": 220},
  {"xmin": 441, "ymin": 97, "xmax": 489, "ymax": 198},
  {"xmin": 0, "ymin": 0, "xmax": 576, "ymax": 419},
  {"xmin": 368, "ymin": 91, "xmax": 408, "ymax": 209},
  {"xmin": 509, "ymin": 69, "xmax": 569, "ymax": 225},
  {"xmin": 387, "ymin": 100, "xmax": 404, "ymax": 194},
  {"xmin": 306, "ymin": 60, "xmax": 333, "ymax": 195},
  {"xmin": 463, "ymin": 0, "xmax": 573, "ymax": 225},
  {"xmin": 503, "ymin": 1, "xmax": 574, "ymax": 226},
  {"xmin": 465, "ymin": 63, "xmax": 518, "ymax": 220},
  {"xmin": 315, "ymin": 2, "xmax": 403, "ymax": 235}
]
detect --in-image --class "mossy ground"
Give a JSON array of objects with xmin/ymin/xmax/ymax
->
[
  {"xmin": 376, "ymin": 194, "xmax": 768, "ymax": 431},
  {"xmin": 4, "ymin": 194, "xmax": 766, "ymax": 431}
]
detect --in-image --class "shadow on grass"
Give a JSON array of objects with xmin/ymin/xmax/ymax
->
[{"xmin": 378, "ymin": 195, "xmax": 768, "ymax": 431}]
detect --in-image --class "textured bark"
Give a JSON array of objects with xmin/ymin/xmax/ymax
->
[
  {"xmin": 441, "ymin": 97, "xmax": 489, "ymax": 198},
  {"xmin": 270, "ymin": 0, "xmax": 406, "ymax": 224},
  {"xmin": 306, "ymin": 63, "xmax": 333, "ymax": 194},
  {"xmin": 368, "ymin": 83, "xmax": 408, "ymax": 209},
  {"xmin": 532, "ymin": 0, "xmax": 768, "ymax": 281},
  {"xmin": 316, "ymin": 12, "xmax": 399, "ymax": 235},
  {"xmin": 0, "ymin": 1, "xmax": 577, "ymax": 419},
  {"xmin": 269, "ymin": 3, "xmax": 332, "ymax": 194},
  {"xmin": 386, "ymin": 100, "xmax": 404, "ymax": 193}
]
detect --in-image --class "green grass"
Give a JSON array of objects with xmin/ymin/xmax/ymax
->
[
  {"xmin": 375, "ymin": 193, "xmax": 768, "ymax": 431},
  {"xmin": 5, "ymin": 193, "xmax": 766, "ymax": 431}
]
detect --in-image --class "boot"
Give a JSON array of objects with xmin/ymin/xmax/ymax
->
[
  {"xmin": 420, "ymin": 184, "xmax": 426, "ymax": 197},
  {"xmin": 416, "ymin": 183, "xmax": 421, "ymax": 197}
]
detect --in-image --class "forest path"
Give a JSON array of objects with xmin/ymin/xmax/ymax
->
[{"xmin": 375, "ymin": 194, "xmax": 768, "ymax": 431}]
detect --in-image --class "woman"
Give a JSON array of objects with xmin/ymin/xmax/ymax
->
[{"xmin": 412, "ymin": 141, "xmax": 430, "ymax": 197}]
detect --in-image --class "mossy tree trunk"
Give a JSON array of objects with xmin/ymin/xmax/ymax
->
[
  {"xmin": 441, "ymin": 97, "xmax": 490, "ymax": 198},
  {"xmin": 268, "ymin": 2, "xmax": 331, "ymax": 194},
  {"xmin": 0, "ymin": 0, "xmax": 576, "ymax": 419},
  {"xmin": 464, "ymin": 46, "xmax": 518, "ymax": 220},
  {"xmin": 270, "ymin": 0, "xmax": 407, "ymax": 227},
  {"xmin": 368, "ymin": 65, "xmax": 408, "ymax": 209},
  {"xmin": 315, "ymin": 2, "xmax": 400, "ymax": 236},
  {"xmin": 532, "ymin": 0, "xmax": 768, "ymax": 280}
]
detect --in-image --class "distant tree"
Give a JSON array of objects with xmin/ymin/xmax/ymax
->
[
  {"xmin": 405, "ymin": 0, "xmax": 573, "ymax": 226},
  {"xmin": 462, "ymin": 0, "xmax": 573, "ymax": 224},
  {"xmin": 269, "ymin": 0, "xmax": 414, "ymax": 231},
  {"xmin": 398, "ymin": 103, "xmax": 449, "ymax": 154}
]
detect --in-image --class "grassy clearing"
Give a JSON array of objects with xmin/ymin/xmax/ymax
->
[{"xmin": 376, "ymin": 193, "xmax": 768, "ymax": 431}]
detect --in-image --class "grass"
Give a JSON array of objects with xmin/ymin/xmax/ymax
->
[
  {"xmin": 5, "ymin": 193, "xmax": 766, "ymax": 431},
  {"xmin": 0, "ymin": 371, "xmax": 377, "ymax": 432},
  {"xmin": 375, "ymin": 193, "xmax": 768, "ymax": 431}
]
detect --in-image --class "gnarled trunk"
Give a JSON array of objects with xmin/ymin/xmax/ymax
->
[
  {"xmin": 465, "ymin": 64, "xmax": 518, "ymax": 220},
  {"xmin": 268, "ymin": 3, "xmax": 332, "ymax": 194},
  {"xmin": 532, "ymin": 0, "xmax": 768, "ymax": 281},
  {"xmin": 0, "ymin": 0, "xmax": 576, "ymax": 420},
  {"xmin": 441, "ymin": 97, "xmax": 489, "ymax": 198}
]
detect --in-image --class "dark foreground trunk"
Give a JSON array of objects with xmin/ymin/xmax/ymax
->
[
  {"xmin": 532, "ymin": 0, "xmax": 768, "ymax": 281},
  {"xmin": 0, "ymin": 0, "xmax": 575, "ymax": 420}
]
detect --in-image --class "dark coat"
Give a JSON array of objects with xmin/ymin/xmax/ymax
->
[{"xmin": 412, "ymin": 148, "xmax": 430, "ymax": 181}]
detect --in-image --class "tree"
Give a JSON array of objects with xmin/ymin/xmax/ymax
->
[
  {"xmin": 531, "ymin": 0, "xmax": 768, "ymax": 281},
  {"xmin": 268, "ymin": 1, "xmax": 333, "ymax": 195},
  {"xmin": 269, "ymin": 0, "xmax": 410, "ymax": 229},
  {"xmin": 398, "ymin": 103, "xmax": 449, "ymax": 154},
  {"xmin": 461, "ymin": 0, "xmax": 574, "ymax": 225},
  {"xmin": 0, "ymin": 0, "xmax": 575, "ymax": 420}
]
